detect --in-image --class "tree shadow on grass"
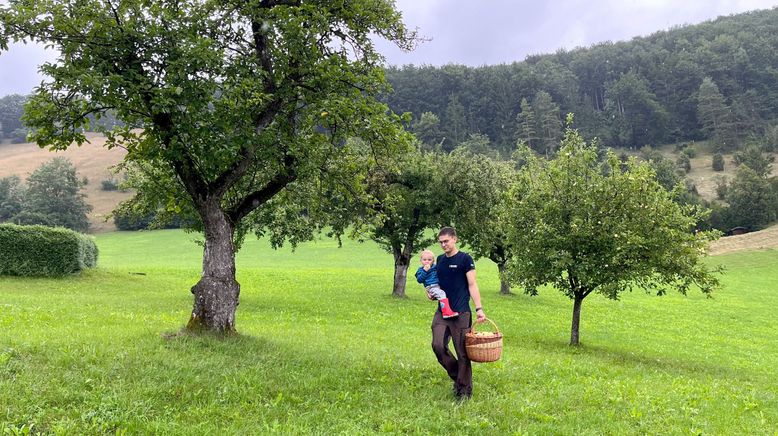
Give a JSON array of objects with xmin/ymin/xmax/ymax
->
[
  {"xmin": 515, "ymin": 335, "xmax": 765, "ymax": 383},
  {"xmin": 155, "ymin": 328, "xmax": 463, "ymax": 403}
]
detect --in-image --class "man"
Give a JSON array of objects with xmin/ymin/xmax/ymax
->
[{"xmin": 429, "ymin": 226, "xmax": 486, "ymax": 400}]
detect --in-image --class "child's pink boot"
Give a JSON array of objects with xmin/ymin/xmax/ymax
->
[{"xmin": 439, "ymin": 298, "xmax": 459, "ymax": 319}]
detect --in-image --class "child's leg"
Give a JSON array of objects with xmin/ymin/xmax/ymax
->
[
  {"xmin": 427, "ymin": 285, "xmax": 459, "ymax": 318},
  {"xmin": 426, "ymin": 285, "xmax": 447, "ymax": 300}
]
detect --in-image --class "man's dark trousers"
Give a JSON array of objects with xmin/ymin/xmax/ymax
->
[{"xmin": 431, "ymin": 310, "xmax": 472, "ymax": 397}]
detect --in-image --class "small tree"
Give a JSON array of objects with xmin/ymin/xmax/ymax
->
[
  {"xmin": 443, "ymin": 149, "xmax": 516, "ymax": 294},
  {"xmin": 733, "ymin": 145, "xmax": 774, "ymax": 178},
  {"xmin": 676, "ymin": 153, "xmax": 691, "ymax": 173},
  {"xmin": 24, "ymin": 157, "xmax": 92, "ymax": 232},
  {"xmin": 726, "ymin": 165, "xmax": 777, "ymax": 230},
  {"xmin": 454, "ymin": 133, "xmax": 498, "ymax": 159},
  {"xmin": 355, "ymin": 149, "xmax": 449, "ymax": 298},
  {"xmin": 0, "ymin": 175, "xmax": 25, "ymax": 222},
  {"xmin": 712, "ymin": 153, "xmax": 725, "ymax": 171},
  {"xmin": 506, "ymin": 120, "xmax": 721, "ymax": 346}
]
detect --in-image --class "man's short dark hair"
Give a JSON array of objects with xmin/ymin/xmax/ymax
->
[{"xmin": 438, "ymin": 226, "xmax": 457, "ymax": 238}]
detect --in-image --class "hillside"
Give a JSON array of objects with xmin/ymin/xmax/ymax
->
[
  {"xmin": 0, "ymin": 133, "xmax": 131, "ymax": 233},
  {"xmin": 385, "ymin": 7, "xmax": 778, "ymax": 153},
  {"xmin": 656, "ymin": 144, "xmax": 778, "ymax": 201},
  {"xmin": 709, "ymin": 223, "xmax": 778, "ymax": 255}
]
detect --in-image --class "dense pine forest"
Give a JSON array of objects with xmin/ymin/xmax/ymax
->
[{"xmin": 384, "ymin": 7, "xmax": 778, "ymax": 155}]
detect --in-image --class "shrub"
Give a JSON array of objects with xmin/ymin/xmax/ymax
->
[
  {"xmin": 714, "ymin": 176, "xmax": 728, "ymax": 200},
  {"xmin": 681, "ymin": 145, "xmax": 697, "ymax": 158},
  {"xmin": 0, "ymin": 223, "xmax": 98, "ymax": 276},
  {"xmin": 10, "ymin": 211, "xmax": 54, "ymax": 226},
  {"xmin": 712, "ymin": 153, "xmax": 725, "ymax": 171},
  {"xmin": 101, "ymin": 178, "xmax": 120, "ymax": 191},
  {"xmin": 113, "ymin": 209, "xmax": 155, "ymax": 230},
  {"xmin": 676, "ymin": 154, "xmax": 691, "ymax": 173}
]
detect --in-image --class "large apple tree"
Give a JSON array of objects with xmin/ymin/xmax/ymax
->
[{"xmin": 0, "ymin": 0, "xmax": 416, "ymax": 332}]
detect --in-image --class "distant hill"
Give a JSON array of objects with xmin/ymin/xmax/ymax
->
[
  {"xmin": 0, "ymin": 133, "xmax": 131, "ymax": 233},
  {"xmin": 384, "ymin": 7, "xmax": 778, "ymax": 154}
]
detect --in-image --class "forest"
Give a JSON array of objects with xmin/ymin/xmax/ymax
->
[
  {"xmin": 383, "ymin": 7, "xmax": 778, "ymax": 155},
  {"xmin": 2, "ymin": 7, "xmax": 777, "ymax": 233}
]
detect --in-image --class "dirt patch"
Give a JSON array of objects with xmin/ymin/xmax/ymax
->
[
  {"xmin": 709, "ymin": 224, "xmax": 778, "ymax": 255},
  {"xmin": 0, "ymin": 133, "xmax": 131, "ymax": 233}
]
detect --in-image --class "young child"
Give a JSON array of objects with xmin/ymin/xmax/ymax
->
[{"xmin": 415, "ymin": 250, "xmax": 459, "ymax": 318}]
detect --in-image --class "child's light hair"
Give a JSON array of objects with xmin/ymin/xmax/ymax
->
[{"xmin": 420, "ymin": 249, "xmax": 436, "ymax": 263}]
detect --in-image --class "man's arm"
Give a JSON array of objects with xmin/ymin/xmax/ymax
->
[{"xmin": 466, "ymin": 269, "xmax": 486, "ymax": 322}]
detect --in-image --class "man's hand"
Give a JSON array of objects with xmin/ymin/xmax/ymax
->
[
  {"xmin": 476, "ymin": 308, "xmax": 486, "ymax": 323},
  {"xmin": 427, "ymin": 291, "xmax": 435, "ymax": 301}
]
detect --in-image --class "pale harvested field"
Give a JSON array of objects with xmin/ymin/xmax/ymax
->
[
  {"xmin": 709, "ymin": 224, "xmax": 778, "ymax": 255},
  {"xmin": 0, "ymin": 133, "xmax": 131, "ymax": 233},
  {"xmin": 686, "ymin": 152, "xmax": 778, "ymax": 201}
]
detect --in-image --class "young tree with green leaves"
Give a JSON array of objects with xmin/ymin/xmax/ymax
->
[
  {"xmin": 355, "ymin": 150, "xmax": 449, "ymax": 298},
  {"xmin": 23, "ymin": 157, "xmax": 92, "ymax": 232},
  {"xmin": 0, "ymin": 94, "xmax": 27, "ymax": 140},
  {"xmin": 733, "ymin": 144, "xmax": 774, "ymax": 178},
  {"xmin": 725, "ymin": 165, "xmax": 777, "ymax": 230},
  {"xmin": 454, "ymin": 133, "xmax": 498, "ymax": 159},
  {"xmin": 0, "ymin": 175, "xmax": 24, "ymax": 221},
  {"xmin": 505, "ymin": 119, "xmax": 721, "ymax": 346},
  {"xmin": 442, "ymin": 150, "xmax": 515, "ymax": 294},
  {"xmin": 1, "ymin": 0, "xmax": 416, "ymax": 333}
]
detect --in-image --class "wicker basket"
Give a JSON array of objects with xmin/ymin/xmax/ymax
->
[{"xmin": 465, "ymin": 318, "xmax": 503, "ymax": 363}]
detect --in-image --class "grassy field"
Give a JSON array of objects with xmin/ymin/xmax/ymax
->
[{"xmin": 1, "ymin": 230, "xmax": 777, "ymax": 434}]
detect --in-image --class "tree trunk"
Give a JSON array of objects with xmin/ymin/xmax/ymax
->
[
  {"xmin": 497, "ymin": 261, "xmax": 512, "ymax": 295},
  {"xmin": 187, "ymin": 203, "xmax": 240, "ymax": 333},
  {"xmin": 392, "ymin": 251, "xmax": 410, "ymax": 298},
  {"xmin": 570, "ymin": 293, "xmax": 584, "ymax": 346}
]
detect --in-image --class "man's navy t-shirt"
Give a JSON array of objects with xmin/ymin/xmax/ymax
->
[{"xmin": 436, "ymin": 251, "xmax": 475, "ymax": 314}]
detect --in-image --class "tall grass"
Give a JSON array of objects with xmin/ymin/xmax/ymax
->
[{"xmin": 1, "ymin": 230, "xmax": 776, "ymax": 434}]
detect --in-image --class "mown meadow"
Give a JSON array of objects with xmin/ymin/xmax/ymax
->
[{"xmin": 1, "ymin": 229, "xmax": 777, "ymax": 434}]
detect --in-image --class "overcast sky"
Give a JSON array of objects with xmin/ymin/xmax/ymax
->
[{"xmin": 2, "ymin": 0, "xmax": 777, "ymax": 96}]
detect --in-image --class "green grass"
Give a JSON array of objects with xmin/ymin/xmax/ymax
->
[{"xmin": 2, "ymin": 229, "xmax": 777, "ymax": 434}]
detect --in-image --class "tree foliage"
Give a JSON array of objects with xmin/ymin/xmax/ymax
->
[
  {"xmin": 1, "ymin": 0, "xmax": 416, "ymax": 332},
  {"xmin": 725, "ymin": 165, "xmax": 777, "ymax": 230},
  {"xmin": 0, "ymin": 175, "xmax": 24, "ymax": 221},
  {"xmin": 0, "ymin": 94, "xmax": 27, "ymax": 141},
  {"xmin": 23, "ymin": 157, "xmax": 92, "ymax": 232},
  {"xmin": 353, "ymin": 147, "xmax": 449, "ymax": 298},
  {"xmin": 505, "ymin": 120, "xmax": 721, "ymax": 345},
  {"xmin": 697, "ymin": 77, "xmax": 738, "ymax": 150},
  {"xmin": 441, "ymin": 149, "xmax": 515, "ymax": 294}
]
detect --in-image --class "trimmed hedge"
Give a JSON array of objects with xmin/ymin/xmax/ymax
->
[{"xmin": 0, "ymin": 223, "xmax": 98, "ymax": 276}]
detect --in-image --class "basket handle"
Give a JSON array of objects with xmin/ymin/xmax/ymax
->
[{"xmin": 470, "ymin": 317, "xmax": 500, "ymax": 334}]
